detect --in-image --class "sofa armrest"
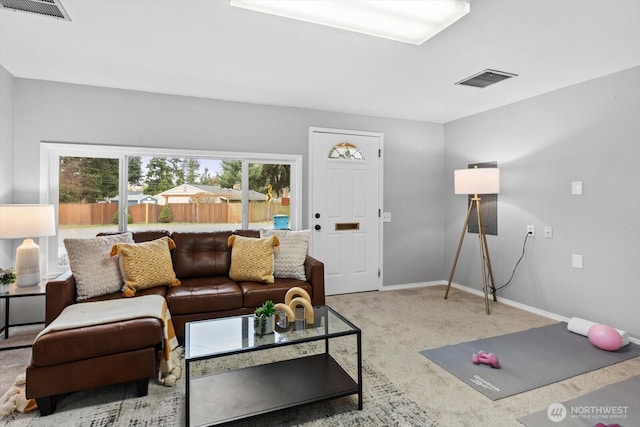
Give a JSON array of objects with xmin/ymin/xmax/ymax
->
[
  {"xmin": 304, "ymin": 255, "xmax": 325, "ymax": 306},
  {"xmin": 45, "ymin": 270, "xmax": 77, "ymax": 326}
]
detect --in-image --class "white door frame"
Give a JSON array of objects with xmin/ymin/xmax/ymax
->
[{"xmin": 308, "ymin": 126, "xmax": 384, "ymax": 292}]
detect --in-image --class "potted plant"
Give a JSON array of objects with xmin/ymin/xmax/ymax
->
[
  {"xmin": 0, "ymin": 268, "xmax": 16, "ymax": 286},
  {"xmin": 254, "ymin": 300, "xmax": 276, "ymax": 337}
]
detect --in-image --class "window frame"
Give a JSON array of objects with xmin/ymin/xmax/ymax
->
[{"xmin": 40, "ymin": 142, "xmax": 302, "ymax": 276}]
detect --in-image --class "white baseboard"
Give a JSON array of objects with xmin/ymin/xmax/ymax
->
[
  {"xmin": 381, "ymin": 280, "xmax": 446, "ymax": 291},
  {"xmin": 381, "ymin": 281, "xmax": 640, "ymax": 345}
]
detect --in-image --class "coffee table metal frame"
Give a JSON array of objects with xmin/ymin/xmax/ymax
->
[{"xmin": 185, "ymin": 305, "xmax": 362, "ymax": 426}]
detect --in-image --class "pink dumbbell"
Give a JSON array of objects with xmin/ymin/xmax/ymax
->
[{"xmin": 472, "ymin": 350, "xmax": 500, "ymax": 368}]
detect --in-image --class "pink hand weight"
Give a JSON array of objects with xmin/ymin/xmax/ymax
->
[{"xmin": 472, "ymin": 350, "xmax": 500, "ymax": 368}]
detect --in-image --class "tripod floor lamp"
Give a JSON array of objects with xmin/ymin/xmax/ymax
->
[{"xmin": 444, "ymin": 167, "xmax": 500, "ymax": 314}]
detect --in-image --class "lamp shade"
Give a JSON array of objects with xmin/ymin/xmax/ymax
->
[
  {"xmin": 0, "ymin": 204, "xmax": 56, "ymax": 239},
  {"xmin": 454, "ymin": 168, "xmax": 500, "ymax": 195}
]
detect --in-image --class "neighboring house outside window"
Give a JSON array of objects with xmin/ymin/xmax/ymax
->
[{"xmin": 41, "ymin": 143, "xmax": 301, "ymax": 276}]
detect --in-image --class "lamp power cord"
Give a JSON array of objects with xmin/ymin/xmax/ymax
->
[{"xmin": 493, "ymin": 231, "xmax": 533, "ymax": 293}]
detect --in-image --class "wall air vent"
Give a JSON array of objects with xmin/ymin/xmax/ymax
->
[
  {"xmin": 0, "ymin": 0, "xmax": 70, "ymax": 21},
  {"xmin": 456, "ymin": 69, "xmax": 517, "ymax": 88}
]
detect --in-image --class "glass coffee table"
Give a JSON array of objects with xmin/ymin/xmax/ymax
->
[{"xmin": 185, "ymin": 305, "xmax": 362, "ymax": 427}]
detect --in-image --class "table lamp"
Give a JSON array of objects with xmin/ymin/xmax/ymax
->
[
  {"xmin": 444, "ymin": 167, "xmax": 500, "ymax": 314},
  {"xmin": 0, "ymin": 204, "xmax": 56, "ymax": 287}
]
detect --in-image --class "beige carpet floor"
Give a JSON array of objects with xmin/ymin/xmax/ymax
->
[
  {"xmin": 0, "ymin": 325, "xmax": 39, "ymax": 401},
  {"xmin": 326, "ymin": 285, "xmax": 640, "ymax": 426},
  {"xmin": 1, "ymin": 285, "xmax": 639, "ymax": 426}
]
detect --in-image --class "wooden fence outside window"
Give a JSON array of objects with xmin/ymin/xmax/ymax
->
[{"xmin": 58, "ymin": 202, "xmax": 289, "ymax": 226}]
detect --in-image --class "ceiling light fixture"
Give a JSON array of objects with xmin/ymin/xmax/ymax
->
[{"xmin": 229, "ymin": 0, "xmax": 470, "ymax": 45}]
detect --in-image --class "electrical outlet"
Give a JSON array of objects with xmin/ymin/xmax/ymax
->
[
  {"xmin": 544, "ymin": 226, "xmax": 553, "ymax": 239},
  {"xmin": 527, "ymin": 225, "xmax": 535, "ymax": 237}
]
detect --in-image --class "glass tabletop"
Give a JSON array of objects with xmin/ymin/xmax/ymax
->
[
  {"xmin": 185, "ymin": 305, "xmax": 358, "ymax": 361},
  {"xmin": 0, "ymin": 282, "xmax": 46, "ymax": 298}
]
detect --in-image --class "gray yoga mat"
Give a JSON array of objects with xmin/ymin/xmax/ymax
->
[
  {"xmin": 420, "ymin": 322, "xmax": 640, "ymax": 400},
  {"xmin": 518, "ymin": 375, "xmax": 640, "ymax": 426}
]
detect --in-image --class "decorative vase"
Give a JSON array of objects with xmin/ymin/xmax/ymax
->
[{"xmin": 255, "ymin": 315, "xmax": 275, "ymax": 336}]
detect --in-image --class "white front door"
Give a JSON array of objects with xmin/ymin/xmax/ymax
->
[{"xmin": 309, "ymin": 127, "xmax": 383, "ymax": 295}]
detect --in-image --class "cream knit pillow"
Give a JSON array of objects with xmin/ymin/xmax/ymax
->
[
  {"xmin": 64, "ymin": 233, "xmax": 134, "ymax": 300},
  {"xmin": 260, "ymin": 229, "xmax": 310, "ymax": 280}
]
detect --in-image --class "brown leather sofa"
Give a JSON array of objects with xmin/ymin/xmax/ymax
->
[{"xmin": 26, "ymin": 229, "xmax": 325, "ymax": 415}]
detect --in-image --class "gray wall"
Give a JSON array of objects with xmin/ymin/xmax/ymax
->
[
  {"xmin": 3, "ymin": 66, "xmax": 639, "ymax": 338},
  {"xmin": 0, "ymin": 65, "xmax": 15, "ymax": 266},
  {"xmin": 0, "ymin": 66, "xmax": 35, "ymax": 328},
  {"xmin": 10, "ymin": 78, "xmax": 446, "ymax": 288},
  {"xmin": 444, "ymin": 65, "xmax": 640, "ymax": 338}
]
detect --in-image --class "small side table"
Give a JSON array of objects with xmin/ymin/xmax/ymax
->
[{"xmin": 0, "ymin": 281, "xmax": 46, "ymax": 351}]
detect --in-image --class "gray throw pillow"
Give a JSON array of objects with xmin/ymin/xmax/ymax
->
[
  {"xmin": 260, "ymin": 229, "xmax": 310, "ymax": 280},
  {"xmin": 64, "ymin": 232, "xmax": 134, "ymax": 300}
]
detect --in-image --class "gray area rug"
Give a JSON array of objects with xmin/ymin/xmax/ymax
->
[
  {"xmin": 420, "ymin": 322, "xmax": 640, "ymax": 400},
  {"xmin": 518, "ymin": 375, "xmax": 640, "ymax": 426},
  {"xmin": 1, "ymin": 342, "xmax": 438, "ymax": 426}
]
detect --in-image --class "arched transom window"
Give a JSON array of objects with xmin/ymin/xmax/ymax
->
[{"xmin": 328, "ymin": 142, "xmax": 364, "ymax": 160}]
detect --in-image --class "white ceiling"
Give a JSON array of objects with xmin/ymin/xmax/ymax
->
[{"xmin": 1, "ymin": 0, "xmax": 639, "ymax": 124}]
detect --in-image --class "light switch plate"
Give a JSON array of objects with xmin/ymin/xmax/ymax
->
[
  {"xmin": 572, "ymin": 254, "xmax": 583, "ymax": 269},
  {"xmin": 571, "ymin": 181, "xmax": 583, "ymax": 195}
]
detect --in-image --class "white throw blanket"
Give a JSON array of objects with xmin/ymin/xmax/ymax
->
[
  {"xmin": 37, "ymin": 295, "xmax": 179, "ymax": 379},
  {"xmin": 2, "ymin": 296, "xmax": 180, "ymax": 415}
]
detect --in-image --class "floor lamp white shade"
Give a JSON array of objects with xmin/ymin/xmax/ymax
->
[
  {"xmin": 0, "ymin": 204, "xmax": 56, "ymax": 287},
  {"xmin": 454, "ymin": 168, "xmax": 500, "ymax": 195}
]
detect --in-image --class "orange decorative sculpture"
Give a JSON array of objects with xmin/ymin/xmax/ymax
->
[
  {"xmin": 274, "ymin": 303, "xmax": 295, "ymax": 322},
  {"xmin": 274, "ymin": 287, "xmax": 314, "ymax": 324}
]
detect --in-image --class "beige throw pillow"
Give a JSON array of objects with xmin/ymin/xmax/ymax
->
[
  {"xmin": 228, "ymin": 234, "xmax": 279, "ymax": 283},
  {"xmin": 64, "ymin": 233, "xmax": 134, "ymax": 301},
  {"xmin": 260, "ymin": 229, "xmax": 310, "ymax": 280}
]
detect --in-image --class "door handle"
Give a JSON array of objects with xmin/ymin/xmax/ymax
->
[{"xmin": 314, "ymin": 224, "xmax": 321, "ymax": 231}]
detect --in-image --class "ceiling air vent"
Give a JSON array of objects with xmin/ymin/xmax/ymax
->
[
  {"xmin": 456, "ymin": 69, "xmax": 517, "ymax": 88},
  {"xmin": 0, "ymin": 0, "xmax": 70, "ymax": 21}
]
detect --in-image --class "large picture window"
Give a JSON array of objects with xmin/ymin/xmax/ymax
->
[{"xmin": 41, "ymin": 143, "xmax": 301, "ymax": 275}]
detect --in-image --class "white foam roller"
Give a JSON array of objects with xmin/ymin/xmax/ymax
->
[{"xmin": 567, "ymin": 317, "xmax": 629, "ymax": 346}]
